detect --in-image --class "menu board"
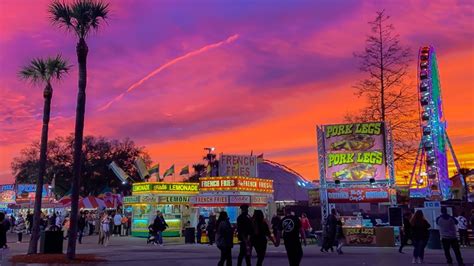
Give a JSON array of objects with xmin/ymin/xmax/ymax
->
[
  {"xmin": 344, "ymin": 227, "xmax": 376, "ymax": 246},
  {"xmin": 323, "ymin": 122, "xmax": 386, "ymax": 182}
]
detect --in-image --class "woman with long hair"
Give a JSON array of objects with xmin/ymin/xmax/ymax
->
[
  {"xmin": 410, "ymin": 210, "xmax": 431, "ymax": 264},
  {"xmin": 216, "ymin": 211, "xmax": 233, "ymax": 266},
  {"xmin": 251, "ymin": 210, "xmax": 276, "ymax": 266}
]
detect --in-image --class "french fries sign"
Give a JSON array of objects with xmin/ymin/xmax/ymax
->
[{"xmin": 323, "ymin": 122, "xmax": 387, "ymax": 182}]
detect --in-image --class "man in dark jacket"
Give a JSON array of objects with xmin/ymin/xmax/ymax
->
[
  {"xmin": 399, "ymin": 212, "xmax": 413, "ymax": 253},
  {"xmin": 436, "ymin": 207, "xmax": 464, "ymax": 266},
  {"xmin": 237, "ymin": 204, "xmax": 253, "ymax": 266},
  {"xmin": 78, "ymin": 212, "xmax": 86, "ymax": 244}
]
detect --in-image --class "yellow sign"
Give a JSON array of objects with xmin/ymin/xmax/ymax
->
[{"xmin": 132, "ymin": 182, "xmax": 199, "ymax": 194}]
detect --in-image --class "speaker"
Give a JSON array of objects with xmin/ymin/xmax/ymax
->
[{"xmin": 389, "ymin": 207, "xmax": 403, "ymax": 226}]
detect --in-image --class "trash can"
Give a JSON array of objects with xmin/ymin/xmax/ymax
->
[
  {"xmin": 427, "ymin": 229, "xmax": 441, "ymax": 249},
  {"xmin": 40, "ymin": 230, "xmax": 64, "ymax": 254},
  {"xmin": 184, "ymin": 227, "xmax": 195, "ymax": 244}
]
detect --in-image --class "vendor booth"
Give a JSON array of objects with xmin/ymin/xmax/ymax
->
[
  {"xmin": 124, "ymin": 182, "xmax": 199, "ymax": 237},
  {"xmin": 190, "ymin": 176, "xmax": 273, "ymax": 243},
  {"xmin": 192, "ymin": 176, "xmax": 274, "ymax": 222},
  {"xmin": 316, "ymin": 122, "xmax": 398, "ymax": 247}
]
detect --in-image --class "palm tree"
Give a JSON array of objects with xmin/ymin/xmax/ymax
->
[
  {"xmin": 48, "ymin": 0, "xmax": 109, "ymax": 259},
  {"xmin": 19, "ymin": 55, "xmax": 70, "ymax": 254}
]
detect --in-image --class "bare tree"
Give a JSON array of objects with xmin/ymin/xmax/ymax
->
[{"xmin": 348, "ymin": 10, "xmax": 419, "ymax": 164}]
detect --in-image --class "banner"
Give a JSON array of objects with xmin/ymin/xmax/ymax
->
[
  {"xmin": 199, "ymin": 177, "xmax": 273, "ymax": 193},
  {"xmin": 219, "ymin": 154, "xmax": 258, "ymax": 177},
  {"xmin": 16, "ymin": 184, "xmax": 49, "ymax": 200},
  {"xmin": 323, "ymin": 122, "xmax": 386, "ymax": 182},
  {"xmin": 327, "ymin": 187, "xmax": 390, "ymax": 203},
  {"xmin": 190, "ymin": 195, "xmax": 270, "ymax": 207},
  {"xmin": 0, "ymin": 184, "xmax": 15, "ymax": 203}
]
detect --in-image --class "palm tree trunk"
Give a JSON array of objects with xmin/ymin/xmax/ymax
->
[
  {"xmin": 27, "ymin": 83, "xmax": 52, "ymax": 254},
  {"xmin": 67, "ymin": 37, "xmax": 88, "ymax": 260}
]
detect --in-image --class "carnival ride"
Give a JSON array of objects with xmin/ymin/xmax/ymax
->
[{"xmin": 409, "ymin": 46, "xmax": 464, "ymax": 200}]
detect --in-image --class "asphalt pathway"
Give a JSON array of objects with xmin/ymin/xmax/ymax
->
[{"xmin": 2, "ymin": 233, "xmax": 474, "ymax": 265}]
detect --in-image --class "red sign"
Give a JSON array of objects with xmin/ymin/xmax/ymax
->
[
  {"xmin": 199, "ymin": 177, "xmax": 273, "ymax": 193},
  {"xmin": 327, "ymin": 188, "xmax": 389, "ymax": 203}
]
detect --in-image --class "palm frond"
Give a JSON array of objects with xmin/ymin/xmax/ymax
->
[
  {"xmin": 49, "ymin": 0, "xmax": 109, "ymax": 39},
  {"xmin": 19, "ymin": 55, "xmax": 71, "ymax": 85},
  {"xmin": 49, "ymin": 1, "xmax": 74, "ymax": 32}
]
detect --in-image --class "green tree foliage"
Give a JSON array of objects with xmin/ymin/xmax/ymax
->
[{"xmin": 11, "ymin": 135, "xmax": 151, "ymax": 197}]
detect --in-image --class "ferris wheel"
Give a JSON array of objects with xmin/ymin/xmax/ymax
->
[{"xmin": 409, "ymin": 45, "xmax": 464, "ymax": 200}]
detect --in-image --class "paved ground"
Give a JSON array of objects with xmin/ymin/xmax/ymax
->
[{"xmin": 2, "ymin": 233, "xmax": 474, "ymax": 265}]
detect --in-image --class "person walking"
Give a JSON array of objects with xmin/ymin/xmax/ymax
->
[
  {"xmin": 14, "ymin": 214, "xmax": 26, "ymax": 243},
  {"xmin": 121, "ymin": 215, "xmax": 129, "ymax": 236},
  {"xmin": 26, "ymin": 211, "xmax": 33, "ymax": 234},
  {"xmin": 99, "ymin": 213, "xmax": 111, "ymax": 246},
  {"xmin": 197, "ymin": 215, "xmax": 206, "ymax": 244},
  {"xmin": 207, "ymin": 213, "xmax": 217, "ymax": 245},
  {"xmin": 113, "ymin": 212, "xmax": 122, "ymax": 237},
  {"xmin": 78, "ymin": 212, "xmax": 86, "ymax": 244},
  {"xmin": 9, "ymin": 215, "xmax": 16, "ymax": 233},
  {"xmin": 321, "ymin": 209, "xmax": 337, "ymax": 252},
  {"xmin": 279, "ymin": 210, "xmax": 306, "ymax": 266},
  {"xmin": 251, "ymin": 210, "xmax": 275, "ymax": 266},
  {"xmin": 335, "ymin": 218, "xmax": 345, "ymax": 255},
  {"xmin": 300, "ymin": 213, "xmax": 311, "ymax": 237},
  {"xmin": 237, "ymin": 204, "xmax": 253, "ymax": 266},
  {"xmin": 410, "ymin": 210, "xmax": 430, "ymax": 264},
  {"xmin": 153, "ymin": 211, "xmax": 168, "ymax": 246},
  {"xmin": 270, "ymin": 214, "xmax": 281, "ymax": 240},
  {"xmin": 63, "ymin": 214, "xmax": 70, "ymax": 240},
  {"xmin": 399, "ymin": 212, "xmax": 413, "ymax": 253},
  {"xmin": 437, "ymin": 207, "xmax": 464, "ymax": 266},
  {"xmin": 216, "ymin": 211, "xmax": 233, "ymax": 266},
  {"xmin": 456, "ymin": 212, "xmax": 469, "ymax": 247},
  {"xmin": 0, "ymin": 212, "xmax": 7, "ymax": 249}
]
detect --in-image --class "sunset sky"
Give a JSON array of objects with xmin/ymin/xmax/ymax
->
[{"xmin": 0, "ymin": 0, "xmax": 473, "ymax": 184}]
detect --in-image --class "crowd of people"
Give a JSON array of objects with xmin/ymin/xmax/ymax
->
[
  {"xmin": 399, "ymin": 207, "xmax": 472, "ymax": 265},
  {"xmin": 0, "ymin": 205, "xmax": 473, "ymax": 265},
  {"xmin": 0, "ymin": 209, "xmax": 131, "ymax": 248}
]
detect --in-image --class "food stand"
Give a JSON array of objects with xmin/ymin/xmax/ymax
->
[
  {"xmin": 124, "ymin": 182, "xmax": 199, "ymax": 237},
  {"xmin": 191, "ymin": 176, "xmax": 274, "ymax": 222},
  {"xmin": 189, "ymin": 176, "xmax": 273, "ymax": 243},
  {"xmin": 316, "ymin": 122, "xmax": 397, "ymax": 247}
]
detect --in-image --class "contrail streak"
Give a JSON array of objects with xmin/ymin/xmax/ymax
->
[{"xmin": 98, "ymin": 34, "xmax": 239, "ymax": 111}]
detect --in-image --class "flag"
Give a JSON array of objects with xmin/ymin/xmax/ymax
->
[
  {"xmin": 109, "ymin": 161, "xmax": 130, "ymax": 183},
  {"xmin": 134, "ymin": 158, "xmax": 150, "ymax": 180},
  {"xmin": 163, "ymin": 164, "xmax": 175, "ymax": 177},
  {"xmin": 179, "ymin": 165, "xmax": 189, "ymax": 175},
  {"xmin": 149, "ymin": 164, "xmax": 159, "ymax": 175},
  {"xmin": 257, "ymin": 153, "xmax": 264, "ymax": 163}
]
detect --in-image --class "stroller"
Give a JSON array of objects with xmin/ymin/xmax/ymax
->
[{"xmin": 147, "ymin": 224, "xmax": 156, "ymax": 244}]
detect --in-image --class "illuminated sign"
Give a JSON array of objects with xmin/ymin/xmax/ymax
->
[
  {"xmin": 132, "ymin": 182, "xmax": 199, "ymax": 194},
  {"xmin": 219, "ymin": 154, "xmax": 258, "ymax": 177},
  {"xmin": 159, "ymin": 196, "xmax": 191, "ymax": 204},
  {"xmin": 199, "ymin": 177, "xmax": 273, "ymax": 193},
  {"xmin": 191, "ymin": 195, "xmax": 270, "ymax": 207},
  {"xmin": 327, "ymin": 187, "xmax": 390, "ymax": 203},
  {"xmin": 344, "ymin": 227, "xmax": 376, "ymax": 246},
  {"xmin": 323, "ymin": 122, "xmax": 387, "ymax": 182},
  {"xmin": 123, "ymin": 196, "xmax": 141, "ymax": 204},
  {"xmin": 16, "ymin": 184, "xmax": 49, "ymax": 200},
  {"xmin": 191, "ymin": 195, "xmax": 228, "ymax": 206}
]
